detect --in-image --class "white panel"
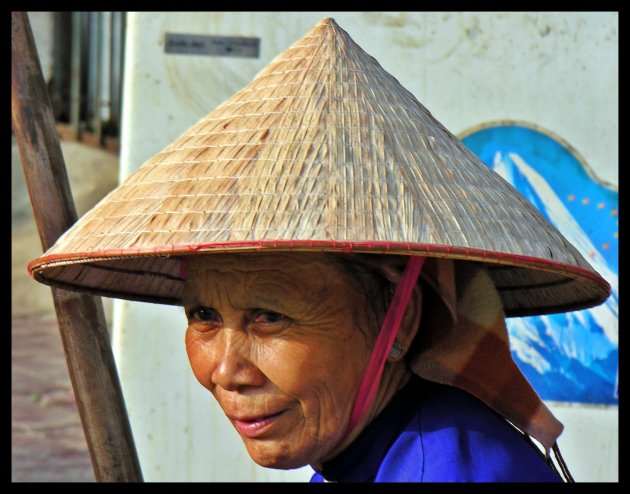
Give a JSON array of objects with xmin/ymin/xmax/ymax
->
[
  {"xmin": 116, "ymin": 12, "xmax": 618, "ymax": 482},
  {"xmin": 548, "ymin": 402, "xmax": 619, "ymax": 482}
]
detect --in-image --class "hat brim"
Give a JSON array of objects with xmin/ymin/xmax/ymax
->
[{"xmin": 29, "ymin": 239, "xmax": 610, "ymax": 317}]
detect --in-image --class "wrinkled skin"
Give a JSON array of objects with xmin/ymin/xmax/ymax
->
[{"xmin": 183, "ymin": 252, "xmax": 420, "ymax": 470}]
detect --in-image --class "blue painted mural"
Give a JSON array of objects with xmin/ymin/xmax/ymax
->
[{"xmin": 461, "ymin": 123, "xmax": 618, "ymax": 405}]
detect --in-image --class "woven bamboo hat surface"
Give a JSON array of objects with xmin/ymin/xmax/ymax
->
[{"xmin": 29, "ymin": 17, "xmax": 610, "ymax": 315}]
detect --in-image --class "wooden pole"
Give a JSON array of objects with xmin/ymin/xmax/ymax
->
[{"xmin": 11, "ymin": 12, "xmax": 143, "ymax": 482}]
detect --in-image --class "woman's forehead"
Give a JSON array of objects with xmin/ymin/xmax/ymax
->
[
  {"xmin": 186, "ymin": 252, "xmax": 336, "ymax": 276},
  {"xmin": 183, "ymin": 252, "xmax": 350, "ymax": 302}
]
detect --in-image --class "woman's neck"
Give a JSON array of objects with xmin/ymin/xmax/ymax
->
[{"xmin": 314, "ymin": 362, "xmax": 413, "ymax": 469}]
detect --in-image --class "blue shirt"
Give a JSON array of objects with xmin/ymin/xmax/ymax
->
[{"xmin": 310, "ymin": 376, "xmax": 561, "ymax": 482}]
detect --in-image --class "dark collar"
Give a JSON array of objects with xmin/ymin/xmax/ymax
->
[{"xmin": 312, "ymin": 375, "xmax": 425, "ymax": 482}]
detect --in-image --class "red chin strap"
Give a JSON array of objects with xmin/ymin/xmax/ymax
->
[{"xmin": 346, "ymin": 256, "xmax": 425, "ymax": 435}]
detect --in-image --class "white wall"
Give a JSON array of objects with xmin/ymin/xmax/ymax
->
[{"xmin": 115, "ymin": 11, "xmax": 618, "ymax": 482}]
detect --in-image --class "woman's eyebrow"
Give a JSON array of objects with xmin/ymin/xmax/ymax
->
[
  {"xmin": 181, "ymin": 284, "xmax": 204, "ymax": 308},
  {"xmin": 240, "ymin": 292, "xmax": 292, "ymax": 313}
]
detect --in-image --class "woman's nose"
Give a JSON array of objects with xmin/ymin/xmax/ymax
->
[{"xmin": 210, "ymin": 323, "xmax": 266, "ymax": 391}]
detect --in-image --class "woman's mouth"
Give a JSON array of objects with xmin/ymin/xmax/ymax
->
[{"xmin": 232, "ymin": 410, "xmax": 287, "ymax": 438}]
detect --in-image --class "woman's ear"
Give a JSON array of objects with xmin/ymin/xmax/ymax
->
[{"xmin": 389, "ymin": 284, "xmax": 422, "ymax": 361}]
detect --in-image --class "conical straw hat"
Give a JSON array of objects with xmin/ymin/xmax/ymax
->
[{"xmin": 29, "ymin": 18, "xmax": 610, "ymax": 316}]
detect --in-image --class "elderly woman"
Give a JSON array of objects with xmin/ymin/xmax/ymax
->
[
  {"xmin": 29, "ymin": 18, "xmax": 610, "ymax": 482},
  {"xmin": 182, "ymin": 252, "xmax": 561, "ymax": 481}
]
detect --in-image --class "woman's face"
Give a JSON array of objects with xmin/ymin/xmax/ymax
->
[{"xmin": 183, "ymin": 252, "xmax": 375, "ymax": 469}]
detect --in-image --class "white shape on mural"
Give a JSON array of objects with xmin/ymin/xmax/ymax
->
[
  {"xmin": 508, "ymin": 152, "xmax": 618, "ymax": 345},
  {"xmin": 489, "ymin": 150, "xmax": 618, "ymax": 393}
]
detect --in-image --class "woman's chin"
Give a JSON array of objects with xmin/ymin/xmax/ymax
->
[{"xmin": 244, "ymin": 441, "xmax": 309, "ymax": 470}]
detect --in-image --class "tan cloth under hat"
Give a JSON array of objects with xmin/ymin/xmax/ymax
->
[
  {"xmin": 412, "ymin": 258, "xmax": 563, "ymax": 452},
  {"xmin": 28, "ymin": 17, "xmax": 609, "ymax": 315}
]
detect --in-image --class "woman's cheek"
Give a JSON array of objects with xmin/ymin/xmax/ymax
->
[
  {"xmin": 253, "ymin": 336, "xmax": 321, "ymax": 399},
  {"xmin": 185, "ymin": 330, "xmax": 214, "ymax": 390},
  {"xmin": 252, "ymin": 338, "xmax": 302, "ymax": 388}
]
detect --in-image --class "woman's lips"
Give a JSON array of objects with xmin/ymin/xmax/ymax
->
[{"xmin": 232, "ymin": 410, "xmax": 287, "ymax": 438}]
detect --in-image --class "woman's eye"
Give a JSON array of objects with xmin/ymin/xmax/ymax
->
[
  {"xmin": 252, "ymin": 310, "xmax": 288, "ymax": 325},
  {"xmin": 190, "ymin": 307, "xmax": 220, "ymax": 323}
]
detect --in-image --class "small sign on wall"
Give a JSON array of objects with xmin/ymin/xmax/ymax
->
[{"xmin": 165, "ymin": 33, "xmax": 260, "ymax": 58}]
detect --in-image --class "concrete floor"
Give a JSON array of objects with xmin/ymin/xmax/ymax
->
[
  {"xmin": 12, "ymin": 313, "xmax": 96, "ymax": 482},
  {"xmin": 12, "ymin": 137, "xmax": 119, "ymax": 482}
]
